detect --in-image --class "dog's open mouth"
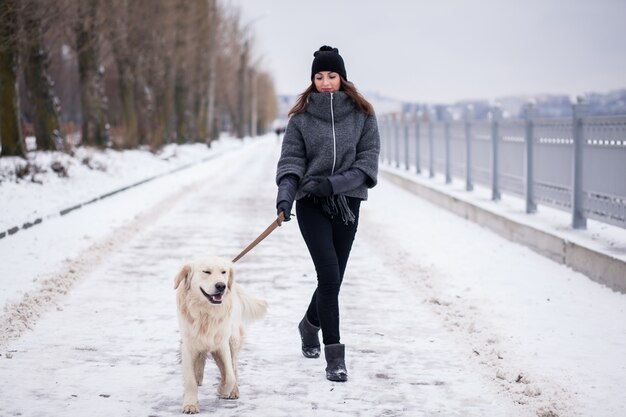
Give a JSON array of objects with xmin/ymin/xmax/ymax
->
[{"xmin": 200, "ymin": 287, "xmax": 223, "ymax": 304}]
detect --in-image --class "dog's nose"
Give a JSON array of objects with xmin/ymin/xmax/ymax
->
[{"xmin": 215, "ymin": 282, "xmax": 226, "ymax": 293}]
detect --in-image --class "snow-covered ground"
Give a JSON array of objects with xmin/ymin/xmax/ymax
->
[
  {"xmin": 0, "ymin": 139, "xmax": 242, "ymax": 235},
  {"xmin": 1, "ymin": 134, "xmax": 625, "ymax": 417}
]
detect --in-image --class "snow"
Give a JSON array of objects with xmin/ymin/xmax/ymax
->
[
  {"xmin": 0, "ymin": 140, "xmax": 241, "ymax": 233},
  {"xmin": 1, "ymin": 134, "xmax": 625, "ymax": 417},
  {"xmin": 381, "ymin": 166, "xmax": 626, "ymax": 264}
]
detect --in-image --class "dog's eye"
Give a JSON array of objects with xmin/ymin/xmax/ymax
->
[
  {"xmin": 221, "ymin": 270, "xmax": 226, "ymax": 274},
  {"xmin": 202, "ymin": 270, "xmax": 212, "ymax": 275}
]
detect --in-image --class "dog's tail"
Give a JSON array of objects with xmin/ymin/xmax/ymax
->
[{"xmin": 234, "ymin": 283, "xmax": 268, "ymax": 323}]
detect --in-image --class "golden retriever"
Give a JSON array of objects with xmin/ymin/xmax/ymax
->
[{"xmin": 174, "ymin": 256, "xmax": 267, "ymax": 414}]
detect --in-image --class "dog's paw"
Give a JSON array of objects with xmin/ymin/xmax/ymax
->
[
  {"xmin": 218, "ymin": 384, "xmax": 239, "ymax": 399},
  {"xmin": 228, "ymin": 385, "xmax": 240, "ymax": 399},
  {"xmin": 182, "ymin": 403, "xmax": 199, "ymax": 414}
]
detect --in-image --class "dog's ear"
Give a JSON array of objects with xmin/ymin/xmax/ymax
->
[
  {"xmin": 227, "ymin": 265, "xmax": 235, "ymax": 290},
  {"xmin": 174, "ymin": 264, "xmax": 192, "ymax": 290}
]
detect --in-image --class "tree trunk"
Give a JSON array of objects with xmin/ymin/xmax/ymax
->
[
  {"xmin": 173, "ymin": 0, "xmax": 189, "ymax": 144},
  {"xmin": 174, "ymin": 71, "xmax": 188, "ymax": 143},
  {"xmin": 23, "ymin": 21, "xmax": 63, "ymax": 151},
  {"xmin": 236, "ymin": 40, "xmax": 247, "ymax": 139},
  {"xmin": 0, "ymin": 0, "xmax": 25, "ymax": 157},
  {"xmin": 117, "ymin": 64, "xmax": 139, "ymax": 148},
  {"xmin": 195, "ymin": 92, "xmax": 208, "ymax": 142},
  {"xmin": 108, "ymin": 0, "xmax": 139, "ymax": 148},
  {"xmin": 75, "ymin": 0, "xmax": 110, "ymax": 148},
  {"xmin": 149, "ymin": 63, "xmax": 173, "ymax": 150},
  {"xmin": 205, "ymin": 0, "xmax": 218, "ymax": 145}
]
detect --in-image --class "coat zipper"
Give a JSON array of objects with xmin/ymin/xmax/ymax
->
[{"xmin": 330, "ymin": 92, "xmax": 337, "ymax": 175}]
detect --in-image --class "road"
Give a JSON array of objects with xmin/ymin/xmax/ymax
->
[{"xmin": 1, "ymin": 137, "xmax": 624, "ymax": 417}]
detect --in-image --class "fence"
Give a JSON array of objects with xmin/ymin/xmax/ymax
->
[{"xmin": 379, "ymin": 98, "xmax": 626, "ymax": 229}]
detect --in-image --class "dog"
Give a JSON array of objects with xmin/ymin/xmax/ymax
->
[{"xmin": 174, "ymin": 256, "xmax": 267, "ymax": 414}]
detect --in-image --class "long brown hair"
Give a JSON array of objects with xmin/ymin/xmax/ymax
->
[{"xmin": 288, "ymin": 77, "xmax": 374, "ymax": 117}]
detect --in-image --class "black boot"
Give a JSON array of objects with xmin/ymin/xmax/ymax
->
[
  {"xmin": 298, "ymin": 315, "xmax": 320, "ymax": 358},
  {"xmin": 324, "ymin": 343, "xmax": 348, "ymax": 382}
]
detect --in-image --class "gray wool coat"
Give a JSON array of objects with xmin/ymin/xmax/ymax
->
[{"xmin": 276, "ymin": 91, "xmax": 380, "ymax": 202}]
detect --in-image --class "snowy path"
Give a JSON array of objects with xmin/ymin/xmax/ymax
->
[{"xmin": 1, "ymin": 137, "xmax": 625, "ymax": 417}]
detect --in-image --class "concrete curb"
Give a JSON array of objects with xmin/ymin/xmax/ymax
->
[{"xmin": 380, "ymin": 169, "xmax": 626, "ymax": 294}]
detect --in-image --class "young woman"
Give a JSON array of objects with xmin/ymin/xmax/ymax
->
[{"xmin": 275, "ymin": 45, "xmax": 380, "ymax": 382}]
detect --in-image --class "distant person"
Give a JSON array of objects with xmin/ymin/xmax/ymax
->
[
  {"xmin": 274, "ymin": 45, "xmax": 380, "ymax": 382},
  {"xmin": 274, "ymin": 125, "xmax": 285, "ymax": 141}
]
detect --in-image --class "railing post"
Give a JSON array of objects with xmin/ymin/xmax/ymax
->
[
  {"xmin": 394, "ymin": 113, "xmax": 401, "ymax": 168},
  {"xmin": 377, "ymin": 114, "xmax": 387, "ymax": 163},
  {"xmin": 385, "ymin": 114, "xmax": 392, "ymax": 165},
  {"xmin": 464, "ymin": 105, "xmax": 474, "ymax": 191},
  {"xmin": 403, "ymin": 113, "xmax": 410, "ymax": 170},
  {"xmin": 572, "ymin": 96, "xmax": 587, "ymax": 229},
  {"xmin": 383, "ymin": 114, "xmax": 391, "ymax": 164},
  {"xmin": 524, "ymin": 102, "xmax": 537, "ymax": 213},
  {"xmin": 428, "ymin": 109, "xmax": 435, "ymax": 178},
  {"xmin": 444, "ymin": 109, "xmax": 452, "ymax": 184},
  {"xmin": 491, "ymin": 106, "xmax": 502, "ymax": 201},
  {"xmin": 415, "ymin": 111, "xmax": 421, "ymax": 174},
  {"xmin": 386, "ymin": 115, "xmax": 392, "ymax": 164}
]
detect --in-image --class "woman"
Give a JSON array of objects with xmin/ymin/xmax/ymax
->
[{"xmin": 275, "ymin": 45, "xmax": 380, "ymax": 382}]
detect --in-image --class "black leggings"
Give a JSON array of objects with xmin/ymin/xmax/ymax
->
[{"xmin": 296, "ymin": 196, "xmax": 361, "ymax": 345}]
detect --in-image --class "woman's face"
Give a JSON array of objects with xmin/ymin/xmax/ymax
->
[{"xmin": 314, "ymin": 71, "xmax": 341, "ymax": 93}]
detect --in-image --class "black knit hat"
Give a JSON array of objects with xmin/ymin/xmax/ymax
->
[{"xmin": 311, "ymin": 45, "xmax": 347, "ymax": 81}]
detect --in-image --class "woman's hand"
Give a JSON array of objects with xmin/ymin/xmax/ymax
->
[
  {"xmin": 303, "ymin": 178, "xmax": 334, "ymax": 197},
  {"xmin": 277, "ymin": 200, "xmax": 293, "ymax": 221}
]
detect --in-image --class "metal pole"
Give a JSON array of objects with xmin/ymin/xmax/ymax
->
[
  {"xmin": 491, "ymin": 106, "xmax": 502, "ymax": 201},
  {"xmin": 465, "ymin": 105, "xmax": 474, "ymax": 191},
  {"xmin": 386, "ymin": 115, "xmax": 392, "ymax": 164},
  {"xmin": 415, "ymin": 112, "xmax": 421, "ymax": 174},
  {"xmin": 445, "ymin": 109, "xmax": 452, "ymax": 184},
  {"xmin": 428, "ymin": 109, "xmax": 435, "ymax": 178},
  {"xmin": 395, "ymin": 113, "xmax": 401, "ymax": 168},
  {"xmin": 572, "ymin": 97, "xmax": 587, "ymax": 229},
  {"xmin": 524, "ymin": 102, "xmax": 537, "ymax": 213},
  {"xmin": 381, "ymin": 115, "xmax": 388, "ymax": 163},
  {"xmin": 385, "ymin": 114, "xmax": 391, "ymax": 165},
  {"xmin": 404, "ymin": 113, "xmax": 410, "ymax": 170}
]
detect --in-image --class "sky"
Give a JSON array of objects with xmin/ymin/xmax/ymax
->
[
  {"xmin": 1, "ymin": 135, "xmax": 626, "ymax": 416},
  {"xmin": 229, "ymin": 0, "xmax": 626, "ymax": 103}
]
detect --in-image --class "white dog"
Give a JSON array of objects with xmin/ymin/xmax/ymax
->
[{"xmin": 174, "ymin": 256, "xmax": 267, "ymax": 414}]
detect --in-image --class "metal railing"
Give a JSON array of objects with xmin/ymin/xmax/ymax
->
[{"xmin": 379, "ymin": 98, "xmax": 626, "ymax": 229}]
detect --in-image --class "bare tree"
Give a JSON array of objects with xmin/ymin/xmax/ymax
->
[
  {"xmin": 0, "ymin": 0, "xmax": 24, "ymax": 157},
  {"xmin": 191, "ymin": 0, "xmax": 211, "ymax": 143},
  {"xmin": 205, "ymin": 0, "xmax": 219, "ymax": 144},
  {"xmin": 214, "ymin": 7, "xmax": 245, "ymax": 138},
  {"xmin": 255, "ymin": 72, "xmax": 278, "ymax": 135},
  {"xmin": 21, "ymin": 0, "xmax": 64, "ymax": 151},
  {"xmin": 73, "ymin": 0, "xmax": 110, "ymax": 147},
  {"xmin": 106, "ymin": 0, "xmax": 139, "ymax": 148},
  {"xmin": 0, "ymin": 0, "xmax": 277, "ymax": 158},
  {"xmin": 150, "ymin": 0, "xmax": 176, "ymax": 149}
]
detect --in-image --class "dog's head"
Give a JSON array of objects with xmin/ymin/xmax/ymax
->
[{"xmin": 174, "ymin": 256, "xmax": 235, "ymax": 305}]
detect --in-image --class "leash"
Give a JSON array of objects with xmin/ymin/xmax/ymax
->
[{"xmin": 232, "ymin": 212, "xmax": 286, "ymax": 263}]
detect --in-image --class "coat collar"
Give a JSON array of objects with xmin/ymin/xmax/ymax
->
[{"xmin": 306, "ymin": 91, "xmax": 356, "ymax": 122}]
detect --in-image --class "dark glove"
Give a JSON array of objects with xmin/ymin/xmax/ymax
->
[
  {"xmin": 277, "ymin": 200, "xmax": 292, "ymax": 221},
  {"xmin": 308, "ymin": 178, "xmax": 333, "ymax": 197}
]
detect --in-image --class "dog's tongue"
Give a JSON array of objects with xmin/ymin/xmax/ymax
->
[{"xmin": 212, "ymin": 294, "xmax": 223, "ymax": 302}]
